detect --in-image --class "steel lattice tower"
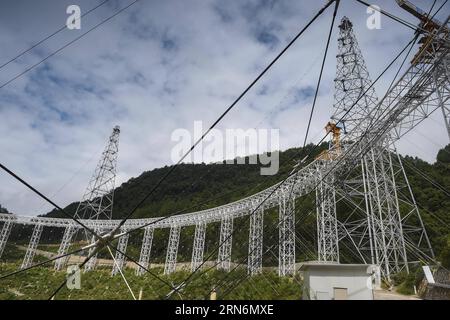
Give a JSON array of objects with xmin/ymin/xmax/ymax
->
[
  {"xmin": 278, "ymin": 192, "xmax": 295, "ymax": 276},
  {"xmin": 323, "ymin": 17, "xmax": 435, "ymax": 281},
  {"xmin": 83, "ymin": 126, "xmax": 120, "ymax": 272},
  {"xmin": 74, "ymin": 125, "xmax": 120, "ymax": 221},
  {"xmin": 248, "ymin": 206, "xmax": 264, "ymax": 275},
  {"xmin": 164, "ymin": 225, "xmax": 181, "ymax": 275},
  {"xmin": 328, "ymin": 17, "xmax": 384, "ymax": 268},
  {"xmin": 20, "ymin": 224, "xmax": 43, "ymax": 269},
  {"xmin": 315, "ymin": 166, "xmax": 339, "ymax": 263},
  {"xmin": 217, "ymin": 216, "xmax": 233, "ymax": 271},
  {"xmin": 331, "ymin": 17, "xmax": 380, "ymax": 137},
  {"xmin": 191, "ymin": 222, "xmax": 206, "ymax": 272},
  {"xmin": 136, "ymin": 227, "xmax": 154, "ymax": 275},
  {"xmin": 111, "ymin": 228, "xmax": 130, "ymax": 276},
  {"xmin": 54, "ymin": 126, "xmax": 120, "ymax": 271}
]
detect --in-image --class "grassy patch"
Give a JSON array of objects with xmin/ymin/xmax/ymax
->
[{"xmin": 0, "ymin": 263, "xmax": 302, "ymax": 300}]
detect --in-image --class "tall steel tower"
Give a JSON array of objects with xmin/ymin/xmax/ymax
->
[
  {"xmin": 74, "ymin": 125, "xmax": 120, "ymax": 221},
  {"xmin": 322, "ymin": 17, "xmax": 434, "ymax": 281},
  {"xmin": 331, "ymin": 17, "xmax": 380, "ymax": 138},
  {"xmin": 54, "ymin": 126, "xmax": 120, "ymax": 271}
]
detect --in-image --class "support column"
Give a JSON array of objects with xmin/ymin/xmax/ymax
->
[
  {"xmin": 278, "ymin": 193, "xmax": 295, "ymax": 276},
  {"xmin": 363, "ymin": 148, "xmax": 392, "ymax": 280},
  {"xmin": 191, "ymin": 222, "xmax": 206, "ymax": 272},
  {"xmin": 395, "ymin": 150, "xmax": 434, "ymax": 260},
  {"xmin": 21, "ymin": 224, "xmax": 44, "ymax": 269},
  {"xmin": 0, "ymin": 221, "xmax": 13, "ymax": 259},
  {"xmin": 248, "ymin": 207, "xmax": 264, "ymax": 275},
  {"xmin": 361, "ymin": 146, "xmax": 411, "ymax": 281},
  {"xmin": 84, "ymin": 228, "xmax": 101, "ymax": 272},
  {"xmin": 111, "ymin": 230, "xmax": 130, "ymax": 276},
  {"xmin": 54, "ymin": 225, "xmax": 78, "ymax": 271},
  {"xmin": 164, "ymin": 226, "xmax": 181, "ymax": 275},
  {"xmin": 316, "ymin": 170, "xmax": 339, "ymax": 263},
  {"xmin": 217, "ymin": 216, "xmax": 233, "ymax": 271},
  {"xmin": 136, "ymin": 227, "xmax": 154, "ymax": 276}
]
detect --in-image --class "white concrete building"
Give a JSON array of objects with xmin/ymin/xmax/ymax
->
[{"xmin": 299, "ymin": 262, "xmax": 380, "ymax": 300}]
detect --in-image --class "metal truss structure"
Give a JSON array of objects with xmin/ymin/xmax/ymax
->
[
  {"xmin": 191, "ymin": 222, "xmax": 206, "ymax": 272},
  {"xmin": 54, "ymin": 225, "xmax": 77, "ymax": 271},
  {"xmin": 0, "ymin": 221, "xmax": 13, "ymax": 258},
  {"xmin": 1, "ymin": 16, "xmax": 448, "ymax": 283},
  {"xmin": 111, "ymin": 229, "xmax": 130, "ymax": 276},
  {"xmin": 331, "ymin": 17, "xmax": 380, "ymax": 140},
  {"xmin": 278, "ymin": 192, "xmax": 295, "ymax": 276},
  {"xmin": 21, "ymin": 224, "xmax": 43, "ymax": 269},
  {"xmin": 164, "ymin": 226, "xmax": 181, "ymax": 275},
  {"xmin": 440, "ymin": 84, "xmax": 450, "ymax": 139},
  {"xmin": 74, "ymin": 126, "xmax": 120, "ymax": 221},
  {"xmin": 217, "ymin": 216, "xmax": 233, "ymax": 271},
  {"xmin": 84, "ymin": 227, "xmax": 102, "ymax": 272},
  {"xmin": 248, "ymin": 206, "xmax": 264, "ymax": 275},
  {"xmin": 136, "ymin": 227, "xmax": 154, "ymax": 275},
  {"xmin": 76, "ymin": 126, "xmax": 121, "ymax": 272},
  {"xmin": 361, "ymin": 145, "xmax": 410, "ymax": 279},
  {"xmin": 316, "ymin": 16, "xmax": 447, "ymax": 280},
  {"xmin": 316, "ymin": 169, "xmax": 339, "ymax": 263}
]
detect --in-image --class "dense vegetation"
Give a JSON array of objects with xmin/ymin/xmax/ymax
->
[
  {"xmin": 45, "ymin": 145, "xmax": 326, "ymax": 220},
  {"xmin": 0, "ymin": 263, "xmax": 302, "ymax": 300}
]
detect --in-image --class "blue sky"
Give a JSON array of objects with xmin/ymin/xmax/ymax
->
[{"xmin": 0, "ymin": 0, "xmax": 448, "ymax": 216}]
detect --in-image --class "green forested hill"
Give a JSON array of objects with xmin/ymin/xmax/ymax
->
[
  {"xmin": 42, "ymin": 144, "xmax": 450, "ymax": 267},
  {"xmin": 45, "ymin": 144, "xmax": 326, "ymax": 220}
]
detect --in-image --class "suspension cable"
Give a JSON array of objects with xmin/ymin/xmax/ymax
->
[{"xmin": 0, "ymin": 0, "xmax": 112, "ymax": 71}]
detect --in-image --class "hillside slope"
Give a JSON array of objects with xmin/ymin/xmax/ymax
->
[{"xmin": 45, "ymin": 144, "xmax": 327, "ymax": 220}]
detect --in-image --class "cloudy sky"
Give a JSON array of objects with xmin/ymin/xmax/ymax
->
[{"xmin": 0, "ymin": 0, "xmax": 448, "ymax": 216}]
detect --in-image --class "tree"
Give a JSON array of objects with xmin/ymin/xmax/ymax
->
[
  {"xmin": 440, "ymin": 235, "xmax": 450, "ymax": 268},
  {"xmin": 0, "ymin": 204, "xmax": 9, "ymax": 214},
  {"xmin": 436, "ymin": 144, "xmax": 450, "ymax": 164}
]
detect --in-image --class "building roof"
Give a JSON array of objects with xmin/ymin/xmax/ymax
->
[{"xmin": 298, "ymin": 262, "xmax": 377, "ymax": 274}]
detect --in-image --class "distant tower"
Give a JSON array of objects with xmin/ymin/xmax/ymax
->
[
  {"xmin": 54, "ymin": 126, "xmax": 120, "ymax": 272},
  {"xmin": 74, "ymin": 125, "xmax": 120, "ymax": 220},
  {"xmin": 81, "ymin": 126, "xmax": 120, "ymax": 272}
]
